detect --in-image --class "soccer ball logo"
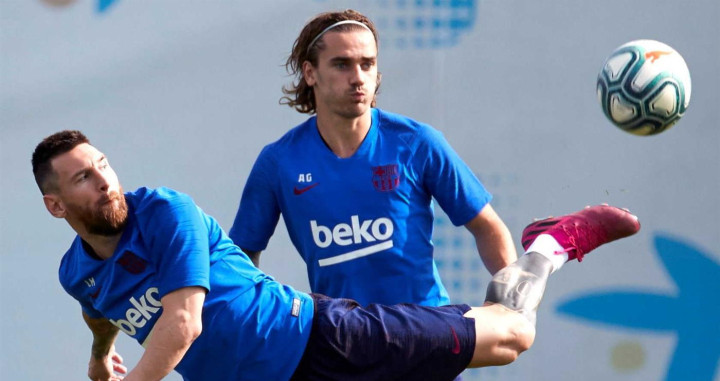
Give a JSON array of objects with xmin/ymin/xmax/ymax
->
[{"xmin": 597, "ymin": 39, "xmax": 691, "ymax": 136}]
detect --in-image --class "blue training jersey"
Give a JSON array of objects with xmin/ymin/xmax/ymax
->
[
  {"xmin": 59, "ymin": 187, "xmax": 313, "ymax": 381},
  {"xmin": 230, "ymin": 108, "xmax": 491, "ymax": 306}
]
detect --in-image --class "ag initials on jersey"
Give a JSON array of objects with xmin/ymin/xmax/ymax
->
[{"xmin": 294, "ymin": 173, "xmax": 319, "ymax": 195}]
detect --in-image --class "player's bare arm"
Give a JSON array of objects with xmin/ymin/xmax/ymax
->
[
  {"xmin": 241, "ymin": 248, "xmax": 262, "ymax": 268},
  {"xmin": 122, "ymin": 286, "xmax": 205, "ymax": 381},
  {"xmin": 464, "ymin": 204, "xmax": 518, "ymax": 275},
  {"xmin": 82, "ymin": 312, "xmax": 127, "ymax": 381}
]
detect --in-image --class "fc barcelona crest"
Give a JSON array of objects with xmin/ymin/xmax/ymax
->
[
  {"xmin": 117, "ymin": 251, "xmax": 148, "ymax": 274},
  {"xmin": 371, "ymin": 164, "xmax": 400, "ymax": 192}
]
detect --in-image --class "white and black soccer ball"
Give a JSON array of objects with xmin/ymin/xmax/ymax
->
[{"xmin": 597, "ymin": 39, "xmax": 691, "ymax": 136}]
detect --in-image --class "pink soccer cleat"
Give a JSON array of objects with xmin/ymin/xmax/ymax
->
[{"xmin": 521, "ymin": 205, "xmax": 640, "ymax": 262}]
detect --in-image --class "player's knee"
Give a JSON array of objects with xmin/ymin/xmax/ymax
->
[
  {"xmin": 512, "ymin": 318, "xmax": 535, "ymax": 354},
  {"xmin": 498, "ymin": 317, "xmax": 535, "ymax": 364},
  {"xmin": 467, "ymin": 307, "xmax": 536, "ymax": 367}
]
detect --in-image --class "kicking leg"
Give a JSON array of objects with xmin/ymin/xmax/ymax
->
[{"xmin": 464, "ymin": 205, "xmax": 640, "ymax": 368}]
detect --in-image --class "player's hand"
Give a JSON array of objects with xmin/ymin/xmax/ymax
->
[{"xmin": 87, "ymin": 346, "xmax": 127, "ymax": 381}]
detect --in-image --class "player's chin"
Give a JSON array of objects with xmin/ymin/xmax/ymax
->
[{"xmin": 344, "ymin": 102, "xmax": 371, "ymax": 117}]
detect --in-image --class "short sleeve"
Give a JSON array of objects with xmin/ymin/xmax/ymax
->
[
  {"xmin": 418, "ymin": 127, "xmax": 492, "ymax": 226},
  {"xmin": 79, "ymin": 299, "xmax": 103, "ymax": 319},
  {"xmin": 229, "ymin": 146, "xmax": 282, "ymax": 251},
  {"xmin": 138, "ymin": 190, "xmax": 211, "ymax": 298}
]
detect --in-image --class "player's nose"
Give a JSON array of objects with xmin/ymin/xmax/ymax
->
[
  {"xmin": 349, "ymin": 64, "xmax": 365, "ymax": 86},
  {"xmin": 93, "ymin": 167, "xmax": 110, "ymax": 192}
]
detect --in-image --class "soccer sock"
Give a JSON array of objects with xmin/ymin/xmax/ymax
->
[
  {"xmin": 524, "ymin": 233, "xmax": 569, "ymax": 273},
  {"xmin": 484, "ymin": 252, "xmax": 553, "ymax": 325}
]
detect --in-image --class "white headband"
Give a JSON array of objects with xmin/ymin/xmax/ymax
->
[{"xmin": 307, "ymin": 20, "xmax": 373, "ymax": 53}]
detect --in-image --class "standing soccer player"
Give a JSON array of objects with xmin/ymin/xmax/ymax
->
[{"xmin": 230, "ymin": 9, "xmax": 517, "ymax": 308}]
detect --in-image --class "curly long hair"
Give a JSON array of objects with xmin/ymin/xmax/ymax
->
[{"xmin": 280, "ymin": 9, "xmax": 381, "ymax": 114}]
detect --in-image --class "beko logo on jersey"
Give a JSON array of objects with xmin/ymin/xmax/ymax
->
[
  {"xmin": 109, "ymin": 287, "xmax": 162, "ymax": 336},
  {"xmin": 311, "ymin": 216, "xmax": 395, "ymax": 267},
  {"xmin": 311, "ymin": 215, "xmax": 393, "ymax": 247}
]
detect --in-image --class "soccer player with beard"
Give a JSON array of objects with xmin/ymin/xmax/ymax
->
[
  {"xmin": 32, "ymin": 130, "xmax": 315, "ymax": 381},
  {"xmin": 33, "ymin": 130, "xmax": 640, "ymax": 381}
]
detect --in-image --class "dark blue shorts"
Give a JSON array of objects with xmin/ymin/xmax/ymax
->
[{"xmin": 290, "ymin": 294, "xmax": 476, "ymax": 381}]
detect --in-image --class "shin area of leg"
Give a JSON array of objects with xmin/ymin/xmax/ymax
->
[{"xmin": 483, "ymin": 252, "xmax": 553, "ymax": 325}]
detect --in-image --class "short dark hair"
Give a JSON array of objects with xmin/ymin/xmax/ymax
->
[
  {"xmin": 280, "ymin": 9, "xmax": 381, "ymax": 114},
  {"xmin": 32, "ymin": 130, "xmax": 90, "ymax": 194}
]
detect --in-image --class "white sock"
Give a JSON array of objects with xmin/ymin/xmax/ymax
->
[{"xmin": 525, "ymin": 234, "xmax": 569, "ymax": 273}]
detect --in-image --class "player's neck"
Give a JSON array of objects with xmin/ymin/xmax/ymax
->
[
  {"xmin": 315, "ymin": 110, "xmax": 371, "ymax": 158},
  {"xmin": 77, "ymin": 229, "xmax": 124, "ymax": 260}
]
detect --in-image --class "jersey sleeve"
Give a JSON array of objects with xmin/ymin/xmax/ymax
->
[
  {"xmin": 79, "ymin": 300, "xmax": 103, "ymax": 318},
  {"xmin": 138, "ymin": 190, "xmax": 212, "ymax": 299},
  {"xmin": 63, "ymin": 282, "xmax": 104, "ymax": 319},
  {"xmin": 418, "ymin": 127, "xmax": 492, "ymax": 226},
  {"xmin": 228, "ymin": 146, "xmax": 281, "ymax": 252},
  {"xmin": 58, "ymin": 243, "xmax": 105, "ymax": 319}
]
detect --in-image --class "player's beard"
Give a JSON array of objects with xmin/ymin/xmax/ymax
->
[{"xmin": 71, "ymin": 188, "xmax": 129, "ymax": 236}]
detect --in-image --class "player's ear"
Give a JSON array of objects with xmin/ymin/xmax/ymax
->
[
  {"xmin": 303, "ymin": 61, "xmax": 316, "ymax": 86},
  {"xmin": 43, "ymin": 194, "xmax": 66, "ymax": 219}
]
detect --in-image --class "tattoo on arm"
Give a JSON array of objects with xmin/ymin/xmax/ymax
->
[{"xmin": 83, "ymin": 312, "xmax": 120, "ymax": 359}]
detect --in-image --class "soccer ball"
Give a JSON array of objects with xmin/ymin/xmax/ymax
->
[{"xmin": 597, "ymin": 39, "xmax": 691, "ymax": 136}]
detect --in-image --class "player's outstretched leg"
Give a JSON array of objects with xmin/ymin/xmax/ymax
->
[
  {"xmin": 465, "ymin": 205, "xmax": 640, "ymax": 368},
  {"xmin": 521, "ymin": 204, "xmax": 641, "ymax": 264}
]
